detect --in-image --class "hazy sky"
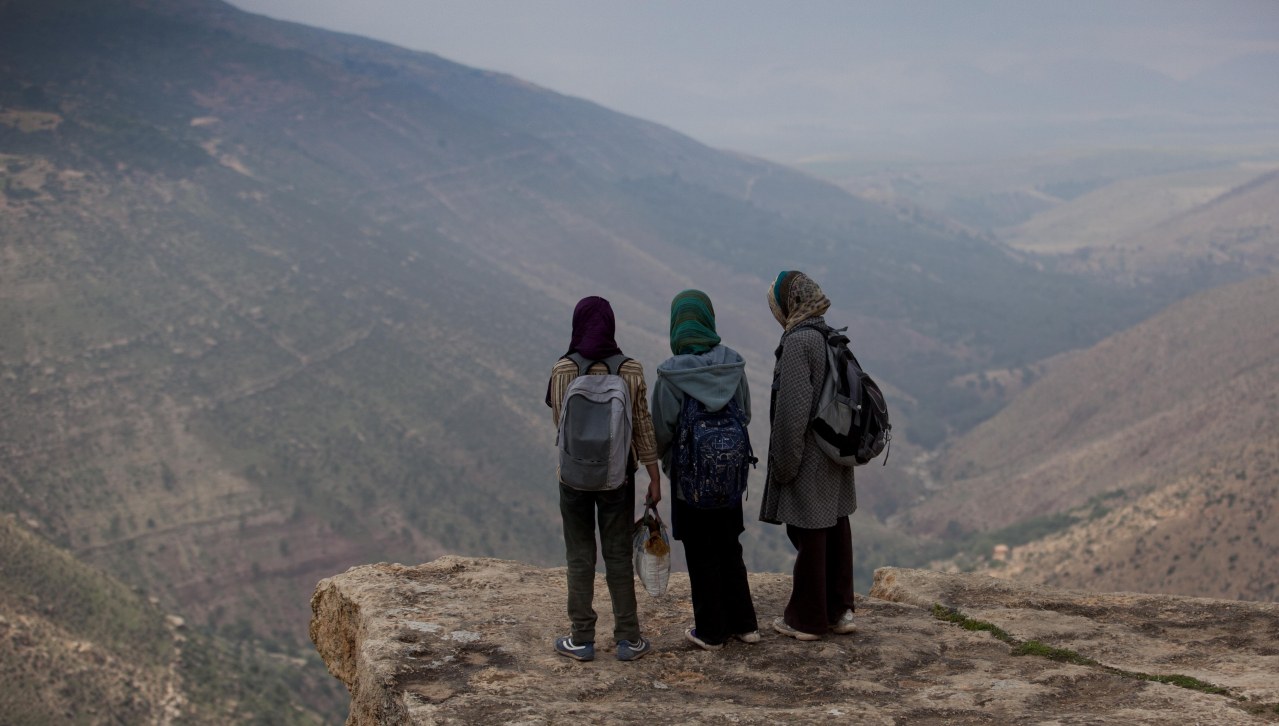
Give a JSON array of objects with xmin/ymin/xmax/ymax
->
[{"xmin": 229, "ymin": 1, "xmax": 1279, "ymax": 161}]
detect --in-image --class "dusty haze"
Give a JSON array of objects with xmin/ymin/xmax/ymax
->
[{"xmin": 229, "ymin": 0, "xmax": 1279, "ymax": 161}]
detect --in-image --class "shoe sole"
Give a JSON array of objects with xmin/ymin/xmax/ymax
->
[
  {"xmin": 685, "ymin": 629, "xmax": 724, "ymax": 651},
  {"xmin": 773, "ymin": 618, "xmax": 821, "ymax": 641},
  {"xmin": 555, "ymin": 640, "xmax": 594, "ymax": 661},
  {"xmin": 732, "ymin": 632, "xmax": 761, "ymax": 644},
  {"xmin": 831, "ymin": 624, "xmax": 857, "ymax": 634}
]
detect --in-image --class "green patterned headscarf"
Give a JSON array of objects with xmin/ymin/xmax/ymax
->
[
  {"xmin": 767, "ymin": 270, "xmax": 831, "ymax": 331},
  {"xmin": 669, "ymin": 289, "xmax": 721, "ymax": 355}
]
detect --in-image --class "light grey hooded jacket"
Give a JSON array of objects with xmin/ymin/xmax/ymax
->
[{"xmin": 650, "ymin": 344, "xmax": 751, "ymax": 499}]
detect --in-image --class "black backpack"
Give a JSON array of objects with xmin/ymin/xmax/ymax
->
[
  {"xmin": 672, "ymin": 395, "xmax": 756, "ymax": 508},
  {"xmin": 776, "ymin": 323, "xmax": 891, "ymax": 466}
]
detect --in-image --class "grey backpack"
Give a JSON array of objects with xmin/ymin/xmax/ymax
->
[
  {"xmin": 773, "ymin": 323, "xmax": 891, "ymax": 467},
  {"xmin": 809, "ymin": 325, "xmax": 891, "ymax": 467},
  {"xmin": 557, "ymin": 354, "xmax": 633, "ymax": 490}
]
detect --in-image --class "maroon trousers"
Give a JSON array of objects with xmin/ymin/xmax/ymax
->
[{"xmin": 783, "ymin": 516, "xmax": 855, "ymax": 635}]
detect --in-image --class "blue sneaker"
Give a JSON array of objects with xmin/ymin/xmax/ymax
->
[
  {"xmin": 555, "ymin": 636, "xmax": 595, "ymax": 661},
  {"xmin": 616, "ymin": 637, "xmax": 653, "ymax": 661}
]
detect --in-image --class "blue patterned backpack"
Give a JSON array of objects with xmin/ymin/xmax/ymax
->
[{"xmin": 673, "ymin": 395, "xmax": 757, "ymax": 508}]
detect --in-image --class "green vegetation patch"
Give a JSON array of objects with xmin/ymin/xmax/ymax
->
[
  {"xmin": 931, "ymin": 604, "xmax": 1015, "ymax": 644},
  {"xmin": 957, "ymin": 511, "xmax": 1079, "ymax": 559},
  {"xmin": 930, "ymin": 602, "xmax": 1249, "ymax": 703},
  {"xmin": 1120, "ymin": 671, "xmax": 1231, "ymax": 697},
  {"xmin": 1011, "ymin": 640, "xmax": 1098, "ymax": 666},
  {"xmin": 876, "ymin": 489, "xmax": 1134, "ymax": 590},
  {"xmin": 0, "ymin": 515, "xmax": 169, "ymax": 666},
  {"xmin": 178, "ymin": 630, "xmax": 332, "ymax": 725}
]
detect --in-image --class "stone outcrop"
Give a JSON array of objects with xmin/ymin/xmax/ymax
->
[{"xmin": 311, "ymin": 557, "xmax": 1279, "ymax": 725}]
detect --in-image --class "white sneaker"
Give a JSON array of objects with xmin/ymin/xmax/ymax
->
[
  {"xmin": 831, "ymin": 609, "xmax": 856, "ymax": 634},
  {"xmin": 684, "ymin": 628, "xmax": 724, "ymax": 651},
  {"xmin": 773, "ymin": 616, "xmax": 821, "ymax": 641},
  {"xmin": 733, "ymin": 630, "xmax": 761, "ymax": 644}
]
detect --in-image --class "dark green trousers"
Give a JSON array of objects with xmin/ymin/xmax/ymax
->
[{"xmin": 559, "ymin": 476, "xmax": 639, "ymax": 644}]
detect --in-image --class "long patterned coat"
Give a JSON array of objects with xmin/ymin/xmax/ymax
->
[{"xmin": 758, "ymin": 318, "xmax": 857, "ymax": 528}]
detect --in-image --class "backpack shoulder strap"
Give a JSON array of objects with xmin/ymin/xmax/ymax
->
[
  {"xmin": 566, "ymin": 353, "xmax": 630, "ymax": 376},
  {"xmin": 566, "ymin": 352, "xmax": 594, "ymax": 376},
  {"xmin": 826, "ymin": 325, "xmax": 850, "ymax": 348},
  {"xmin": 819, "ymin": 325, "xmax": 863, "ymax": 367},
  {"xmin": 798, "ymin": 322, "xmax": 851, "ymax": 351},
  {"xmin": 601, "ymin": 354, "xmax": 630, "ymax": 376}
]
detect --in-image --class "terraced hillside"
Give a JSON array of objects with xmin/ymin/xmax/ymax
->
[{"xmin": 0, "ymin": 514, "xmax": 337, "ymax": 722}]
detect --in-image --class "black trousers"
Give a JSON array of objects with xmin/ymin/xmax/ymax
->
[
  {"xmin": 783, "ymin": 515, "xmax": 855, "ymax": 636},
  {"xmin": 559, "ymin": 475, "xmax": 639, "ymax": 644},
  {"xmin": 675, "ymin": 497, "xmax": 758, "ymax": 645}
]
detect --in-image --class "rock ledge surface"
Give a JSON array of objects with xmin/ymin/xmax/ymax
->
[{"xmin": 311, "ymin": 557, "xmax": 1279, "ymax": 724}]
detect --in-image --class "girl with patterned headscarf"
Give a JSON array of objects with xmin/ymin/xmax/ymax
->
[
  {"xmin": 767, "ymin": 270, "xmax": 831, "ymax": 331},
  {"xmin": 760, "ymin": 271, "xmax": 858, "ymax": 641},
  {"xmin": 651, "ymin": 290, "xmax": 760, "ymax": 650}
]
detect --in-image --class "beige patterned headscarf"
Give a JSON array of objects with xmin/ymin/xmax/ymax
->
[{"xmin": 767, "ymin": 270, "xmax": 830, "ymax": 331}]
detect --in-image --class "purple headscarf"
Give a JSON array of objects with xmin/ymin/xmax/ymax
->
[
  {"xmin": 566, "ymin": 296, "xmax": 623, "ymax": 360},
  {"xmin": 546, "ymin": 296, "xmax": 625, "ymax": 408}
]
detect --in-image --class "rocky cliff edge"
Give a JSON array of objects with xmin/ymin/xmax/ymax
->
[{"xmin": 310, "ymin": 556, "xmax": 1279, "ymax": 725}]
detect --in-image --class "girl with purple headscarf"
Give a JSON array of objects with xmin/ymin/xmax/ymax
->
[{"xmin": 546, "ymin": 296, "xmax": 661, "ymax": 663}]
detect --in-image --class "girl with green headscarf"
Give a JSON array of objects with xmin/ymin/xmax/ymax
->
[
  {"xmin": 668, "ymin": 289, "xmax": 721, "ymax": 355},
  {"xmin": 651, "ymin": 290, "xmax": 759, "ymax": 650}
]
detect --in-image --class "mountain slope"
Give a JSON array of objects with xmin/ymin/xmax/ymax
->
[
  {"xmin": 0, "ymin": 0, "xmax": 1176, "ymax": 656},
  {"xmin": 990, "ymin": 441, "xmax": 1278, "ymax": 601},
  {"xmin": 904, "ymin": 274, "xmax": 1279, "ymax": 571},
  {"xmin": 0, "ymin": 515, "xmax": 175, "ymax": 724},
  {"xmin": 0, "ymin": 514, "xmax": 337, "ymax": 723}
]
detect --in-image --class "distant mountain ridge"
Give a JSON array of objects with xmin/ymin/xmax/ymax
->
[
  {"xmin": 1118, "ymin": 168, "xmax": 1279, "ymax": 276},
  {"xmin": 1002, "ymin": 163, "xmax": 1279, "ymax": 281}
]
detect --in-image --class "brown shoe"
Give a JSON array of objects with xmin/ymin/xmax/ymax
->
[{"xmin": 773, "ymin": 616, "xmax": 821, "ymax": 641}]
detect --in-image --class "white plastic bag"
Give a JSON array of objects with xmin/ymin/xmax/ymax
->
[{"xmin": 632, "ymin": 503, "xmax": 670, "ymax": 597}]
